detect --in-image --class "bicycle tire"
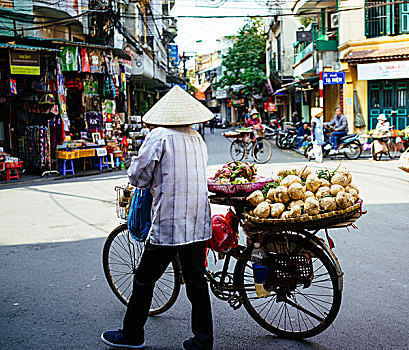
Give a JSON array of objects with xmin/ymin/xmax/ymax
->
[
  {"xmin": 304, "ymin": 143, "xmax": 313, "ymax": 158},
  {"xmin": 387, "ymin": 140, "xmax": 398, "ymax": 159},
  {"xmin": 344, "ymin": 141, "xmax": 362, "ymax": 160},
  {"xmin": 252, "ymin": 139, "xmax": 272, "ymax": 163},
  {"xmin": 371, "ymin": 143, "xmax": 382, "ymax": 161},
  {"xmin": 102, "ymin": 224, "xmax": 181, "ymax": 315},
  {"xmin": 234, "ymin": 234, "xmax": 342, "ymax": 339},
  {"xmin": 230, "ymin": 140, "xmax": 246, "ymax": 161}
]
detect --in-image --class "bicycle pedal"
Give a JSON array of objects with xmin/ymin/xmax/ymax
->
[{"xmin": 227, "ymin": 295, "xmax": 242, "ymax": 310}]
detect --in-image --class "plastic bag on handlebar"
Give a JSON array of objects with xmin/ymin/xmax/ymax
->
[
  {"xmin": 208, "ymin": 210, "xmax": 239, "ymax": 252},
  {"xmin": 127, "ymin": 188, "xmax": 153, "ymax": 242}
]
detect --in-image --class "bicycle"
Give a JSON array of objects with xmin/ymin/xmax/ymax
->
[
  {"xmin": 102, "ymin": 186, "xmax": 363, "ymax": 339},
  {"xmin": 225, "ymin": 129, "xmax": 273, "ymax": 164},
  {"xmin": 370, "ymin": 134, "xmax": 398, "ymax": 161}
]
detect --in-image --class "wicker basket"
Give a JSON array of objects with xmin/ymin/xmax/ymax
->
[
  {"xmin": 207, "ymin": 178, "xmax": 273, "ymax": 196},
  {"xmin": 244, "ymin": 203, "xmax": 362, "ymax": 231}
]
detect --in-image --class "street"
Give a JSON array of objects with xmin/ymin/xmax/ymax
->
[{"xmin": 1, "ymin": 131, "xmax": 409, "ymax": 350}]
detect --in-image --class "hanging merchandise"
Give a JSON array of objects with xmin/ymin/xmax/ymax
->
[
  {"xmin": 102, "ymin": 99, "xmax": 115, "ymax": 116},
  {"xmin": 61, "ymin": 47, "xmax": 79, "ymax": 71},
  {"xmin": 100, "ymin": 53, "xmax": 107, "ymax": 74},
  {"xmin": 86, "ymin": 111, "xmax": 103, "ymax": 131},
  {"xmin": 81, "ymin": 48, "xmax": 91, "ymax": 73},
  {"xmin": 10, "ymin": 79, "xmax": 17, "ymax": 94},
  {"xmin": 83, "ymin": 80, "xmax": 98, "ymax": 96},
  {"xmin": 56, "ymin": 57, "xmax": 67, "ymax": 129},
  {"xmin": 90, "ymin": 50, "xmax": 100, "ymax": 73},
  {"xmin": 23, "ymin": 126, "xmax": 51, "ymax": 170}
]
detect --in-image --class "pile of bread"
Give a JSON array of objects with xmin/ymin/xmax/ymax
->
[{"xmin": 246, "ymin": 166, "xmax": 360, "ymax": 220}]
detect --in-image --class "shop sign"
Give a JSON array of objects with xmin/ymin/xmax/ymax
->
[
  {"xmin": 169, "ymin": 44, "xmax": 178, "ymax": 66},
  {"xmin": 275, "ymin": 94, "xmax": 288, "ymax": 105},
  {"xmin": 264, "ymin": 101, "xmax": 277, "ymax": 112},
  {"xmin": 233, "ymin": 99, "xmax": 245, "ymax": 106},
  {"xmin": 121, "ymin": 45, "xmax": 137, "ymax": 79},
  {"xmin": 216, "ymin": 89, "xmax": 228, "ymax": 99},
  {"xmin": 207, "ymin": 100, "xmax": 218, "ymax": 108},
  {"xmin": 96, "ymin": 148, "xmax": 108, "ymax": 156},
  {"xmin": 357, "ymin": 61, "xmax": 409, "ymax": 80},
  {"xmin": 9, "ymin": 50, "xmax": 40, "ymax": 75},
  {"xmin": 323, "ymin": 72, "xmax": 345, "ymax": 85},
  {"xmin": 171, "ymin": 83, "xmax": 187, "ymax": 90}
]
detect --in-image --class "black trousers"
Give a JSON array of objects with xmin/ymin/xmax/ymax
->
[{"xmin": 123, "ymin": 240, "xmax": 213, "ymax": 349}]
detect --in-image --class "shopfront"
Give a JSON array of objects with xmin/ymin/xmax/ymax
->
[
  {"xmin": 0, "ymin": 42, "xmax": 128, "ymax": 178},
  {"xmin": 358, "ymin": 61, "xmax": 409, "ymax": 130}
]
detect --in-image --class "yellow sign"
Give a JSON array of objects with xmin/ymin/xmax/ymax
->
[{"xmin": 10, "ymin": 50, "xmax": 40, "ymax": 75}]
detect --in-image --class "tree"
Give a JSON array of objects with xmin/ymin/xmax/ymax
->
[{"xmin": 217, "ymin": 18, "xmax": 266, "ymax": 95}]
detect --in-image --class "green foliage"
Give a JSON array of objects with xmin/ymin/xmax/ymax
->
[
  {"xmin": 300, "ymin": 17, "xmax": 315, "ymax": 28},
  {"xmin": 217, "ymin": 18, "xmax": 267, "ymax": 95}
]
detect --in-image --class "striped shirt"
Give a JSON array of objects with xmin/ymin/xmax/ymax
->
[{"xmin": 127, "ymin": 126, "xmax": 212, "ymax": 246}]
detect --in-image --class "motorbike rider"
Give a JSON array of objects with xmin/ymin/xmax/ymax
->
[{"xmin": 325, "ymin": 107, "xmax": 349, "ymax": 155}]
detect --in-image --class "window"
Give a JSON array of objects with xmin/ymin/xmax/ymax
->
[{"xmin": 365, "ymin": 1, "xmax": 409, "ymax": 37}]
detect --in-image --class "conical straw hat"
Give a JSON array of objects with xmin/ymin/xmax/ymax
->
[{"xmin": 142, "ymin": 85, "xmax": 214, "ymax": 126}]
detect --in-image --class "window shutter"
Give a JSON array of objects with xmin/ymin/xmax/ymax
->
[
  {"xmin": 386, "ymin": 4, "xmax": 391, "ymax": 35},
  {"xmin": 401, "ymin": 3, "xmax": 409, "ymax": 33}
]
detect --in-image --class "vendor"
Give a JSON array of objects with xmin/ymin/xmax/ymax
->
[
  {"xmin": 246, "ymin": 109, "xmax": 262, "ymax": 129},
  {"xmin": 375, "ymin": 114, "xmax": 390, "ymax": 134}
]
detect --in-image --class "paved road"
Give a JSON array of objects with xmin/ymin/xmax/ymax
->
[{"xmin": 1, "ymin": 132, "xmax": 409, "ymax": 350}]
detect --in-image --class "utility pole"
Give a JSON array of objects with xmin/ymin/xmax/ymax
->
[{"xmin": 179, "ymin": 51, "xmax": 191, "ymax": 80}]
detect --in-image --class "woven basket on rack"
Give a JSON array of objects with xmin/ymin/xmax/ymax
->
[
  {"xmin": 207, "ymin": 178, "xmax": 273, "ymax": 196},
  {"xmin": 244, "ymin": 202, "xmax": 362, "ymax": 231}
]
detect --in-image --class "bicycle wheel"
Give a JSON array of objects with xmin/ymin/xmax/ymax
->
[
  {"xmin": 102, "ymin": 224, "xmax": 181, "ymax": 315},
  {"xmin": 252, "ymin": 139, "xmax": 272, "ymax": 163},
  {"xmin": 344, "ymin": 141, "xmax": 362, "ymax": 160},
  {"xmin": 276, "ymin": 135, "xmax": 286, "ymax": 149},
  {"xmin": 304, "ymin": 143, "xmax": 313, "ymax": 158},
  {"xmin": 230, "ymin": 140, "xmax": 246, "ymax": 161},
  {"xmin": 387, "ymin": 139, "xmax": 398, "ymax": 159},
  {"xmin": 234, "ymin": 234, "xmax": 342, "ymax": 339},
  {"xmin": 371, "ymin": 143, "xmax": 382, "ymax": 161}
]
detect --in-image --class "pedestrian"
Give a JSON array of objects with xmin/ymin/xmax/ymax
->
[
  {"xmin": 325, "ymin": 107, "xmax": 349, "ymax": 155},
  {"xmin": 101, "ymin": 85, "xmax": 214, "ymax": 350},
  {"xmin": 209, "ymin": 117, "xmax": 215, "ymax": 134},
  {"xmin": 292, "ymin": 111, "xmax": 301, "ymax": 125},
  {"xmin": 309, "ymin": 107, "xmax": 324, "ymax": 163}
]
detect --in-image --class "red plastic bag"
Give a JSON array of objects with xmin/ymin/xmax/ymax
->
[{"xmin": 208, "ymin": 210, "xmax": 239, "ymax": 252}]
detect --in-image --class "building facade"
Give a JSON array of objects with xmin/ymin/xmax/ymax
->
[{"xmin": 339, "ymin": 0, "xmax": 409, "ymax": 131}]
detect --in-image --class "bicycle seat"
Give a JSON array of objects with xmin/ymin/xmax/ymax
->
[{"xmin": 339, "ymin": 133, "xmax": 358, "ymax": 142}]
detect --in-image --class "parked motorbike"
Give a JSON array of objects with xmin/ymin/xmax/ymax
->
[
  {"xmin": 275, "ymin": 122, "xmax": 302, "ymax": 149},
  {"xmin": 304, "ymin": 131, "xmax": 362, "ymax": 160}
]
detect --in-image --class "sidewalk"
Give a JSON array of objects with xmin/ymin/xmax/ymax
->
[{"xmin": 0, "ymin": 165, "xmax": 125, "ymax": 189}]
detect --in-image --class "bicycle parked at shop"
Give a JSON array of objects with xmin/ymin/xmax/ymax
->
[
  {"xmin": 103, "ymin": 184, "xmax": 364, "ymax": 339},
  {"xmin": 222, "ymin": 128, "xmax": 273, "ymax": 164}
]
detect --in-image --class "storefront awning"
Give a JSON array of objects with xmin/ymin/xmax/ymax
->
[
  {"xmin": 0, "ymin": 43, "xmax": 60, "ymax": 52},
  {"xmin": 341, "ymin": 46, "xmax": 409, "ymax": 64}
]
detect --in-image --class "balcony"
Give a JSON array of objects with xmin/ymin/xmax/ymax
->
[{"xmin": 33, "ymin": 0, "xmax": 78, "ymax": 17}]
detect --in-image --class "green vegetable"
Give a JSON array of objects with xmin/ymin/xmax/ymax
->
[
  {"xmin": 262, "ymin": 181, "xmax": 281, "ymax": 197},
  {"xmin": 316, "ymin": 164, "xmax": 341, "ymax": 182}
]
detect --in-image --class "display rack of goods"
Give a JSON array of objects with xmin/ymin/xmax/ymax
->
[
  {"xmin": 208, "ymin": 161, "xmax": 272, "ymax": 195},
  {"xmin": 244, "ymin": 165, "xmax": 363, "ymax": 230}
]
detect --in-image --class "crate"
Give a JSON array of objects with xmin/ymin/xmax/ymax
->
[
  {"xmin": 56, "ymin": 150, "xmax": 80, "ymax": 159},
  {"xmin": 78, "ymin": 149, "xmax": 95, "ymax": 158},
  {"xmin": 5, "ymin": 161, "xmax": 23, "ymax": 169}
]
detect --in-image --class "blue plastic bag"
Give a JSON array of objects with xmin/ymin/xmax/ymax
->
[{"xmin": 127, "ymin": 188, "xmax": 153, "ymax": 242}]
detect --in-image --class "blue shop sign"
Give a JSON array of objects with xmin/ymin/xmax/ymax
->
[
  {"xmin": 323, "ymin": 72, "xmax": 345, "ymax": 85},
  {"xmin": 169, "ymin": 44, "xmax": 178, "ymax": 66},
  {"xmin": 172, "ymin": 83, "xmax": 187, "ymax": 91}
]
